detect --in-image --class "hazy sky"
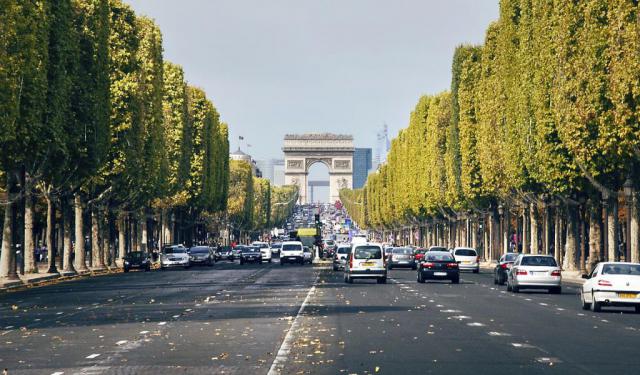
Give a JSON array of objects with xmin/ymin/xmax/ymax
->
[{"xmin": 126, "ymin": 0, "xmax": 499, "ymax": 162}]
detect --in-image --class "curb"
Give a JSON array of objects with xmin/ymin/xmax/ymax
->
[{"xmin": 0, "ymin": 267, "xmax": 122, "ymax": 292}]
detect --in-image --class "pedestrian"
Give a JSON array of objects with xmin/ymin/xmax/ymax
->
[{"xmin": 3, "ymin": 368, "xmax": 8, "ymax": 375}]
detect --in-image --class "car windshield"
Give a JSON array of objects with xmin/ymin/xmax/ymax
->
[
  {"xmin": 393, "ymin": 248, "xmax": 413, "ymax": 255},
  {"xmin": 504, "ymin": 253, "xmax": 518, "ymax": 262},
  {"xmin": 416, "ymin": 249, "xmax": 426, "ymax": 254},
  {"xmin": 325, "ymin": 240, "xmax": 335, "ymax": 245},
  {"xmin": 354, "ymin": 246, "xmax": 382, "ymax": 259},
  {"xmin": 271, "ymin": 243, "xmax": 282, "ymax": 248},
  {"xmin": 429, "ymin": 247, "xmax": 448, "ymax": 252},
  {"xmin": 426, "ymin": 253, "xmax": 455, "ymax": 262},
  {"xmin": 190, "ymin": 247, "xmax": 209, "ymax": 254},
  {"xmin": 283, "ymin": 244, "xmax": 302, "ymax": 251},
  {"xmin": 521, "ymin": 256, "xmax": 557, "ymax": 267},
  {"xmin": 455, "ymin": 249, "xmax": 477, "ymax": 256},
  {"xmin": 163, "ymin": 247, "xmax": 186, "ymax": 254},
  {"xmin": 337, "ymin": 247, "xmax": 350, "ymax": 254},
  {"xmin": 601, "ymin": 264, "xmax": 640, "ymax": 275}
]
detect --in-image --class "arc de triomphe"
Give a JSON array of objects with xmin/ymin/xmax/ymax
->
[{"xmin": 283, "ymin": 133, "xmax": 354, "ymax": 204}]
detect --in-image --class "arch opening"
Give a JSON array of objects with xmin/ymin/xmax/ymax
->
[{"xmin": 307, "ymin": 161, "xmax": 330, "ymax": 204}]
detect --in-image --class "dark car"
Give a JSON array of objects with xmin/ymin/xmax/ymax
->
[
  {"xmin": 494, "ymin": 252, "xmax": 519, "ymax": 285},
  {"xmin": 189, "ymin": 246, "xmax": 215, "ymax": 266},
  {"xmin": 417, "ymin": 251, "xmax": 460, "ymax": 284},
  {"xmin": 414, "ymin": 248, "xmax": 427, "ymax": 262},
  {"xmin": 388, "ymin": 247, "xmax": 417, "ymax": 270},
  {"xmin": 240, "ymin": 246, "xmax": 262, "ymax": 265},
  {"xmin": 123, "ymin": 251, "xmax": 151, "ymax": 272},
  {"xmin": 427, "ymin": 246, "xmax": 449, "ymax": 252}
]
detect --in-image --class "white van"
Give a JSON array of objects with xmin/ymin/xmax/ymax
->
[
  {"xmin": 452, "ymin": 247, "xmax": 479, "ymax": 273},
  {"xmin": 344, "ymin": 243, "xmax": 387, "ymax": 284},
  {"xmin": 280, "ymin": 241, "xmax": 304, "ymax": 265}
]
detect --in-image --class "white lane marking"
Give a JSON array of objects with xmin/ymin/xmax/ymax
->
[
  {"xmin": 539, "ymin": 303, "xmax": 548, "ymax": 306},
  {"xmin": 157, "ymin": 321, "xmax": 166, "ymax": 326},
  {"xmin": 85, "ymin": 353, "xmax": 100, "ymax": 359},
  {"xmin": 115, "ymin": 340, "xmax": 128, "ymax": 345},
  {"xmin": 511, "ymin": 343, "xmax": 535, "ymax": 348},
  {"xmin": 450, "ymin": 315, "xmax": 471, "ymax": 320},
  {"xmin": 139, "ymin": 330, "xmax": 149, "ymax": 334},
  {"xmin": 267, "ymin": 274, "xmax": 319, "ymax": 375},
  {"xmin": 440, "ymin": 309, "xmax": 461, "ymax": 313},
  {"xmin": 488, "ymin": 331, "xmax": 511, "ymax": 337},
  {"xmin": 467, "ymin": 322, "xmax": 485, "ymax": 327},
  {"xmin": 51, "ymin": 372, "xmax": 64, "ymax": 375}
]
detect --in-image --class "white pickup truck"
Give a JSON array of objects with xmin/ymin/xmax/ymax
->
[{"xmin": 280, "ymin": 241, "xmax": 304, "ymax": 266}]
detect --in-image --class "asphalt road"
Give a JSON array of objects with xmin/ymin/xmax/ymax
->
[{"xmin": 2, "ymin": 260, "xmax": 640, "ymax": 375}]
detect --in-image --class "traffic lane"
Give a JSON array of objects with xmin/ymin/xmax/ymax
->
[
  {"xmin": 279, "ymin": 268, "xmax": 560, "ymax": 375},
  {"xmin": 390, "ymin": 268, "xmax": 640, "ymax": 374},
  {"xmin": 0, "ymin": 261, "xmax": 301, "ymax": 374},
  {"xmin": 113, "ymin": 263, "xmax": 319, "ymax": 374}
]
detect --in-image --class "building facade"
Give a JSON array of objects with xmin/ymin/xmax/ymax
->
[{"xmin": 353, "ymin": 148, "xmax": 372, "ymax": 189}]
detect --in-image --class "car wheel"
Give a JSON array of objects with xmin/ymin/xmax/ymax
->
[
  {"xmin": 388, "ymin": 266, "xmax": 393, "ymax": 270},
  {"xmin": 580, "ymin": 290, "xmax": 591, "ymax": 310},
  {"xmin": 591, "ymin": 292, "xmax": 601, "ymax": 312},
  {"xmin": 280, "ymin": 260, "xmax": 285, "ymax": 266},
  {"xmin": 268, "ymin": 258, "xmax": 272, "ymax": 263},
  {"xmin": 506, "ymin": 280, "xmax": 512, "ymax": 292},
  {"xmin": 240, "ymin": 259, "xmax": 244, "ymax": 265},
  {"xmin": 124, "ymin": 267, "xmax": 129, "ymax": 273},
  {"xmin": 550, "ymin": 287, "xmax": 561, "ymax": 294},
  {"xmin": 473, "ymin": 269, "xmax": 479, "ymax": 274},
  {"xmin": 377, "ymin": 277, "xmax": 387, "ymax": 284},
  {"xmin": 451, "ymin": 277, "xmax": 460, "ymax": 284},
  {"xmin": 635, "ymin": 305, "xmax": 640, "ymax": 314},
  {"xmin": 417, "ymin": 272, "xmax": 425, "ymax": 284},
  {"xmin": 493, "ymin": 273, "xmax": 498, "ymax": 284},
  {"xmin": 512, "ymin": 285, "xmax": 519, "ymax": 293},
  {"xmin": 333, "ymin": 265, "xmax": 338, "ymax": 271}
]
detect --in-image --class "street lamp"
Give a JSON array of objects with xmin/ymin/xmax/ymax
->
[{"xmin": 624, "ymin": 178, "xmax": 633, "ymax": 262}]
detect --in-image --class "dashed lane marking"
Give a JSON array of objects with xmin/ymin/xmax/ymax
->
[{"xmin": 85, "ymin": 353, "xmax": 100, "ymax": 359}]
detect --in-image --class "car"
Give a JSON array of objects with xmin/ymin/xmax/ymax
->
[
  {"xmin": 270, "ymin": 242, "xmax": 282, "ymax": 255},
  {"xmin": 414, "ymin": 248, "xmax": 427, "ymax": 263},
  {"xmin": 303, "ymin": 246, "xmax": 314, "ymax": 264},
  {"xmin": 160, "ymin": 245, "xmax": 190, "ymax": 269},
  {"xmin": 417, "ymin": 251, "xmax": 459, "ymax": 284},
  {"xmin": 232, "ymin": 245, "xmax": 246, "ymax": 260},
  {"xmin": 322, "ymin": 239, "xmax": 337, "ymax": 258},
  {"xmin": 580, "ymin": 262, "xmax": 640, "ymax": 313},
  {"xmin": 427, "ymin": 246, "xmax": 448, "ymax": 252},
  {"xmin": 252, "ymin": 241, "xmax": 272, "ymax": 263},
  {"xmin": 351, "ymin": 234, "xmax": 368, "ymax": 245},
  {"xmin": 507, "ymin": 254, "xmax": 561, "ymax": 294},
  {"xmin": 280, "ymin": 241, "xmax": 304, "ymax": 265},
  {"xmin": 333, "ymin": 244, "xmax": 351, "ymax": 271},
  {"xmin": 123, "ymin": 251, "xmax": 151, "ymax": 272},
  {"xmin": 344, "ymin": 243, "xmax": 387, "ymax": 284},
  {"xmin": 384, "ymin": 246, "xmax": 395, "ymax": 259},
  {"xmin": 240, "ymin": 246, "xmax": 262, "ymax": 265},
  {"xmin": 189, "ymin": 246, "xmax": 215, "ymax": 266},
  {"xmin": 452, "ymin": 247, "xmax": 479, "ymax": 273},
  {"xmin": 494, "ymin": 253, "xmax": 519, "ymax": 285},
  {"xmin": 388, "ymin": 247, "xmax": 417, "ymax": 270}
]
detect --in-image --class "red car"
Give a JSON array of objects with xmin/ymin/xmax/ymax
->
[{"xmin": 414, "ymin": 248, "xmax": 427, "ymax": 262}]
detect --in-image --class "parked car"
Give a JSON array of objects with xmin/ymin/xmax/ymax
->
[
  {"xmin": 452, "ymin": 247, "xmax": 479, "ymax": 273},
  {"xmin": 252, "ymin": 241, "xmax": 272, "ymax": 263},
  {"xmin": 580, "ymin": 262, "xmax": 640, "ymax": 313},
  {"xmin": 280, "ymin": 241, "xmax": 304, "ymax": 265},
  {"xmin": 344, "ymin": 243, "xmax": 387, "ymax": 284},
  {"xmin": 239, "ymin": 246, "xmax": 262, "ymax": 265},
  {"xmin": 427, "ymin": 246, "xmax": 449, "ymax": 252},
  {"xmin": 189, "ymin": 246, "xmax": 215, "ymax": 266},
  {"xmin": 303, "ymin": 246, "xmax": 314, "ymax": 264},
  {"xmin": 414, "ymin": 248, "xmax": 427, "ymax": 263},
  {"xmin": 507, "ymin": 254, "xmax": 561, "ymax": 294},
  {"xmin": 494, "ymin": 252, "xmax": 519, "ymax": 285},
  {"xmin": 123, "ymin": 251, "xmax": 151, "ymax": 272},
  {"xmin": 388, "ymin": 247, "xmax": 417, "ymax": 270},
  {"xmin": 160, "ymin": 245, "xmax": 190, "ymax": 270},
  {"xmin": 333, "ymin": 244, "xmax": 351, "ymax": 271},
  {"xmin": 417, "ymin": 251, "xmax": 459, "ymax": 284}
]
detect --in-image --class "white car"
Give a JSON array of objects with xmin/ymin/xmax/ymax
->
[
  {"xmin": 160, "ymin": 245, "xmax": 190, "ymax": 269},
  {"xmin": 453, "ymin": 247, "xmax": 479, "ymax": 273},
  {"xmin": 333, "ymin": 244, "xmax": 351, "ymax": 271},
  {"xmin": 252, "ymin": 241, "xmax": 272, "ymax": 263},
  {"xmin": 344, "ymin": 243, "xmax": 387, "ymax": 284},
  {"xmin": 270, "ymin": 242, "xmax": 282, "ymax": 255},
  {"xmin": 507, "ymin": 254, "xmax": 561, "ymax": 294},
  {"xmin": 280, "ymin": 241, "xmax": 304, "ymax": 265},
  {"xmin": 580, "ymin": 262, "xmax": 640, "ymax": 313}
]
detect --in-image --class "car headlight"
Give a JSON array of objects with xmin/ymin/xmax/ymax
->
[{"xmin": 124, "ymin": 260, "xmax": 129, "ymax": 265}]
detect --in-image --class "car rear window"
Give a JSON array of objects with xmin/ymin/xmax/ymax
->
[
  {"xmin": 455, "ymin": 249, "xmax": 477, "ymax": 256},
  {"xmin": 429, "ymin": 247, "xmax": 448, "ymax": 252},
  {"xmin": 602, "ymin": 264, "xmax": 640, "ymax": 275},
  {"xmin": 521, "ymin": 256, "xmax": 557, "ymax": 267},
  {"xmin": 337, "ymin": 247, "xmax": 350, "ymax": 254},
  {"xmin": 163, "ymin": 247, "xmax": 186, "ymax": 254},
  {"xmin": 282, "ymin": 244, "xmax": 302, "ymax": 251},
  {"xmin": 354, "ymin": 246, "xmax": 382, "ymax": 259},
  {"xmin": 190, "ymin": 247, "xmax": 209, "ymax": 254},
  {"xmin": 504, "ymin": 253, "xmax": 518, "ymax": 262},
  {"xmin": 393, "ymin": 248, "xmax": 413, "ymax": 255},
  {"xmin": 426, "ymin": 253, "xmax": 454, "ymax": 261}
]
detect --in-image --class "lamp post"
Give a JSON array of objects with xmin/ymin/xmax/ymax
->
[{"xmin": 624, "ymin": 178, "xmax": 633, "ymax": 262}]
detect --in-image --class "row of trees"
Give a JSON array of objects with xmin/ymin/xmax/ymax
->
[
  {"xmin": 0, "ymin": 0, "xmax": 229, "ymax": 278},
  {"xmin": 226, "ymin": 160, "xmax": 298, "ymax": 242},
  {"xmin": 342, "ymin": 0, "xmax": 640, "ymax": 272}
]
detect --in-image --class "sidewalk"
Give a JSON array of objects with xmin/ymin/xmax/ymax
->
[
  {"xmin": 0, "ymin": 262, "xmax": 120, "ymax": 292},
  {"xmin": 480, "ymin": 261, "xmax": 585, "ymax": 285}
]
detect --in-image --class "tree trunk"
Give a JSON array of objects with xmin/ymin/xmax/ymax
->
[
  {"xmin": 91, "ymin": 207, "xmax": 105, "ymax": 270},
  {"xmin": 543, "ymin": 204, "xmax": 551, "ymax": 254},
  {"xmin": 554, "ymin": 206, "xmax": 562, "ymax": 264},
  {"xmin": 102, "ymin": 211, "xmax": 110, "ymax": 267},
  {"xmin": 607, "ymin": 197, "xmax": 618, "ymax": 261},
  {"xmin": 588, "ymin": 201, "xmax": 602, "ymax": 273},
  {"xmin": 0, "ymin": 188, "xmax": 17, "ymax": 280},
  {"xmin": 502, "ymin": 210, "xmax": 509, "ymax": 255},
  {"xmin": 522, "ymin": 206, "xmax": 529, "ymax": 254},
  {"xmin": 579, "ymin": 205, "xmax": 587, "ymax": 274},
  {"xmin": 488, "ymin": 213, "xmax": 494, "ymax": 261},
  {"xmin": 74, "ymin": 194, "xmax": 88, "ymax": 272},
  {"xmin": 118, "ymin": 214, "xmax": 126, "ymax": 260},
  {"xmin": 632, "ymin": 193, "xmax": 639, "ymax": 263},
  {"xmin": 62, "ymin": 199, "xmax": 75, "ymax": 274},
  {"xmin": 45, "ymin": 195, "xmax": 58, "ymax": 274},
  {"xmin": 23, "ymin": 171, "xmax": 36, "ymax": 273},
  {"xmin": 530, "ymin": 202, "xmax": 539, "ymax": 254},
  {"xmin": 563, "ymin": 207, "xmax": 578, "ymax": 271},
  {"xmin": 471, "ymin": 219, "xmax": 477, "ymax": 250}
]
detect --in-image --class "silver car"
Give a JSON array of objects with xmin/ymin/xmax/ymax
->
[
  {"xmin": 161, "ymin": 245, "xmax": 190, "ymax": 269},
  {"xmin": 507, "ymin": 254, "xmax": 561, "ymax": 294}
]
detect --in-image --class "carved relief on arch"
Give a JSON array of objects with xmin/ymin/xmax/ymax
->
[
  {"xmin": 287, "ymin": 159, "xmax": 303, "ymax": 169},
  {"xmin": 305, "ymin": 158, "xmax": 332, "ymax": 170},
  {"xmin": 334, "ymin": 160, "xmax": 351, "ymax": 169}
]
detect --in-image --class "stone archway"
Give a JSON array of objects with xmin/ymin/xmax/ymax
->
[{"xmin": 283, "ymin": 134, "xmax": 354, "ymax": 204}]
